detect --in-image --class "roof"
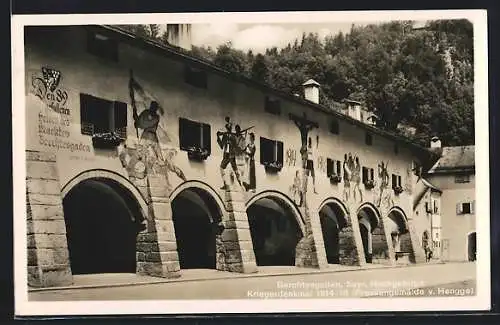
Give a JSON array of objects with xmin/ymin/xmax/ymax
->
[
  {"xmin": 88, "ymin": 24, "xmax": 439, "ymax": 165},
  {"xmin": 421, "ymin": 178, "xmax": 442, "ymax": 193},
  {"xmin": 427, "ymin": 145, "xmax": 475, "ymax": 174},
  {"xmin": 302, "ymin": 79, "xmax": 320, "ymax": 87}
]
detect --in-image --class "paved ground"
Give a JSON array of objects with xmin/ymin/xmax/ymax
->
[{"xmin": 29, "ymin": 262, "xmax": 476, "ymax": 301}]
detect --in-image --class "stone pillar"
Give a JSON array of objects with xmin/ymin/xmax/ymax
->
[
  {"xmin": 406, "ymin": 218, "xmax": 426, "ymax": 263},
  {"xmin": 377, "ymin": 205, "xmax": 396, "ymax": 265},
  {"xmin": 344, "ymin": 200, "xmax": 366, "ymax": 267},
  {"xmin": 219, "ymin": 185, "xmax": 257, "ymax": 273},
  {"xmin": 136, "ymin": 174, "xmax": 181, "ymax": 278},
  {"xmin": 295, "ymin": 170, "xmax": 328, "ymax": 268},
  {"xmin": 26, "ymin": 150, "xmax": 73, "ymax": 288}
]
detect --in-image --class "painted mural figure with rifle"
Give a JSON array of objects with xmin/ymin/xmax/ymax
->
[
  {"xmin": 128, "ymin": 70, "xmax": 186, "ymax": 182},
  {"xmin": 217, "ymin": 116, "xmax": 254, "ymax": 190}
]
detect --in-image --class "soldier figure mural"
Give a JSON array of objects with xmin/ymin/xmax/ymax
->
[
  {"xmin": 127, "ymin": 70, "xmax": 187, "ymax": 186},
  {"xmin": 290, "ymin": 112, "xmax": 319, "ymax": 200},
  {"xmin": 217, "ymin": 116, "xmax": 254, "ymax": 191}
]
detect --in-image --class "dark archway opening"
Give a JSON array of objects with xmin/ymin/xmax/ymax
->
[
  {"xmin": 387, "ymin": 210, "xmax": 410, "ymax": 258},
  {"xmin": 171, "ymin": 187, "xmax": 222, "ymax": 269},
  {"xmin": 468, "ymin": 232, "xmax": 477, "ymax": 261},
  {"xmin": 63, "ymin": 178, "xmax": 145, "ymax": 275},
  {"xmin": 358, "ymin": 207, "xmax": 379, "ymax": 264},
  {"xmin": 319, "ymin": 203, "xmax": 347, "ymax": 264},
  {"xmin": 247, "ymin": 197, "xmax": 303, "ymax": 266}
]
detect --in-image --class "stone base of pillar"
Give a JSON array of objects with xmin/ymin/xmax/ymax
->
[
  {"xmin": 26, "ymin": 150, "xmax": 73, "ymax": 288},
  {"xmin": 136, "ymin": 175, "xmax": 181, "ymax": 279},
  {"xmin": 338, "ymin": 225, "xmax": 362, "ymax": 266},
  {"xmin": 219, "ymin": 188, "xmax": 258, "ymax": 274}
]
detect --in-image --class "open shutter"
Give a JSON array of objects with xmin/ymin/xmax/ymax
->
[
  {"xmin": 456, "ymin": 203, "xmax": 463, "ymax": 215},
  {"xmin": 202, "ymin": 123, "xmax": 211, "ymax": 154},
  {"xmin": 392, "ymin": 174, "xmax": 397, "ymax": 188},
  {"xmin": 276, "ymin": 141, "xmax": 284, "ymax": 164},
  {"xmin": 113, "ymin": 101, "xmax": 128, "ymax": 138},
  {"xmin": 327, "ymin": 158, "xmax": 334, "ymax": 177},
  {"xmin": 179, "ymin": 118, "xmax": 187, "ymax": 150},
  {"xmin": 370, "ymin": 168, "xmax": 374, "ymax": 181},
  {"xmin": 471, "ymin": 200, "xmax": 475, "ymax": 214},
  {"xmin": 362, "ymin": 167, "xmax": 367, "ymax": 183},
  {"xmin": 337, "ymin": 161, "xmax": 342, "ymax": 176},
  {"xmin": 398, "ymin": 175, "xmax": 402, "ymax": 187}
]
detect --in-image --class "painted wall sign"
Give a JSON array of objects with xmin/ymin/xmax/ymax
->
[{"xmin": 31, "ymin": 67, "xmax": 70, "ymax": 115}]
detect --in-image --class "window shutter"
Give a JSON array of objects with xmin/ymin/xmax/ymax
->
[
  {"xmin": 471, "ymin": 200, "xmax": 475, "ymax": 214},
  {"xmin": 260, "ymin": 137, "xmax": 271, "ymax": 164},
  {"xmin": 370, "ymin": 168, "xmax": 374, "ymax": 181},
  {"xmin": 362, "ymin": 167, "xmax": 367, "ymax": 183},
  {"xmin": 202, "ymin": 123, "xmax": 211, "ymax": 154},
  {"xmin": 113, "ymin": 101, "xmax": 128, "ymax": 129},
  {"xmin": 392, "ymin": 174, "xmax": 397, "ymax": 188},
  {"xmin": 456, "ymin": 203, "xmax": 463, "ymax": 215},
  {"xmin": 276, "ymin": 141, "xmax": 284, "ymax": 164},
  {"xmin": 398, "ymin": 175, "xmax": 402, "ymax": 187},
  {"xmin": 80, "ymin": 93, "xmax": 93, "ymax": 135},
  {"xmin": 327, "ymin": 158, "xmax": 334, "ymax": 177},
  {"xmin": 425, "ymin": 202, "xmax": 430, "ymax": 212},
  {"xmin": 337, "ymin": 161, "xmax": 342, "ymax": 176}
]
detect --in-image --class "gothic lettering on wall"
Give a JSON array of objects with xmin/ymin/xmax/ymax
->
[
  {"xmin": 128, "ymin": 70, "xmax": 186, "ymax": 186},
  {"xmin": 285, "ymin": 148, "xmax": 297, "ymax": 167},
  {"xmin": 342, "ymin": 153, "xmax": 363, "ymax": 203},
  {"xmin": 217, "ymin": 116, "xmax": 255, "ymax": 191},
  {"xmin": 317, "ymin": 156, "xmax": 327, "ymax": 174},
  {"xmin": 31, "ymin": 67, "xmax": 70, "ymax": 115}
]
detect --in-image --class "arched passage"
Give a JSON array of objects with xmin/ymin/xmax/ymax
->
[
  {"xmin": 246, "ymin": 193, "xmax": 304, "ymax": 266},
  {"xmin": 171, "ymin": 186, "xmax": 224, "ymax": 269},
  {"xmin": 467, "ymin": 232, "xmax": 477, "ymax": 261},
  {"xmin": 318, "ymin": 199, "xmax": 349, "ymax": 264},
  {"xmin": 62, "ymin": 177, "xmax": 146, "ymax": 274},
  {"xmin": 357, "ymin": 204, "xmax": 383, "ymax": 264},
  {"xmin": 386, "ymin": 208, "xmax": 410, "ymax": 256}
]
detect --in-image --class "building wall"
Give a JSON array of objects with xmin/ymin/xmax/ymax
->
[
  {"xmin": 412, "ymin": 188, "xmax": 441, "ymax": 259},
  {"xmin": 25, "ymin": 25, "xmax": 423, "ymax": 222},
  {"xmin": 426, "ymin": 173, "xmax": 476, "ymax": 261}
]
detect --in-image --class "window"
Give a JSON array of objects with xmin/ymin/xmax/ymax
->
[
  {"xmin": 392, "ymin": 174, "xmax": 402, "ymax": 189},
  {"xmin": 394, "ymin": 143, "xmax": 399, "ymax": 155},
  {"xmin": 179, "ymin": 118, "xmax": 211, "ymax": 154},
  {"xmin": 455, "ymin": 174, "xmax": 471, "ymax": 183},
  {"xmin": 365, "ymin": 132, "xmax": 373, "ymax": 145},
  {"xmin": 326, "ymin": 158, "xmax": 342, "ymax": 177},
  {"xmin": 184, "ymin": 65, "xmax": 208, "ymax": 89},
  {"xmin": 260, "ymin": 137, "xmax": 283, "ymax": 167},
  {"xmin": 86, "ymin": 31, "xmax": 118, "ymax": 61},
  {"xmin": 457, "ymin": 201, "xmax": 475, "ymax": 215},
  {"xmin": 264, "ymin": 96, "xmax": 281, "ymax": 115},
  {"xmin": 425, "ymin": 202, "xmax": 432, "ymax": 213},
  {"xmin": 433, "ymin": 200, "xmax": 439, "ymax": 214},
  {"xmin": 362, "ymin": 167, "xmax": 375, "ymax": 183},
  {"xmin": 80, "ymin": 93, "xmax": 127, "ymax": 137},
  {"xmin": 330, "ymin": 119, "xmax": 339, "ymax": 135}
]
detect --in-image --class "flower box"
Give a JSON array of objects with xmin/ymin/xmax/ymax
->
[
  {"xmin": 263, "ymin": 161, "xmax": 283, "ymax": 173},
  {"xmin": 187, "ymin": 146, "xmax": 210, "ymax": 161},
  {"xmin": 329, "ymin": 174, "xmax": 342, "ymax": 184},
  {"xmin": 92, "ymin": 132, "xmax": 124, "ymax": 149},
  {"xmin": 364, "ymin": 179, "xmax": 375, "ymax": 189},
  {"xmin": 393, "ymin": 186, "xmax": 404, "ymax": 195}
]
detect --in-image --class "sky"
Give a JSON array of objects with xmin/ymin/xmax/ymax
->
[{"xmin": 187, "ymin": 22, "xmax": 368, "ymax": 53}]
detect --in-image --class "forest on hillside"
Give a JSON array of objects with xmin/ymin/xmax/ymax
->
[{"xmin": 116, "ymin": 20, "xmax": 474, "ymax": 147}]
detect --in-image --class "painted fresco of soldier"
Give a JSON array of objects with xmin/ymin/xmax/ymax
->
[{"xmin": 217, "ymin": 117, "xmax": 243, "ymax": 190}]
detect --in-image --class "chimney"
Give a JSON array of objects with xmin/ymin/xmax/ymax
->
[
  {"xmin": 302, "ymin": 79, "xmax": 320, "ymax": 104},
  {"xmin": 430, "ymin": 136, "xmax": 442, "ymax": 149},
  {"xmin": 166, "ymin": 24, "xmax": 192, "ymax": 51}
]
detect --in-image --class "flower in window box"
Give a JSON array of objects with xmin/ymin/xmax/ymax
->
[
  {"xmin": 92, "ymin": 131, "xmax": 124, "ymax": 149},
  {"xmin": 264, "ymin": 161, "xmax": 283, "ymax": 172},
  {"xmin": 329, "ymin": 174, "xmax": 342, "ymax": 183},
  {"xmin": 186, "ymin": 146, "xmax": 210, "ymax": 161},
  {"xmin": 364, "ymin": 179, "xmax": 375, "ymax": 189},
  {"xmin": 393, "ymin": 186, "xmax": 404, "ymax": 195}
]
